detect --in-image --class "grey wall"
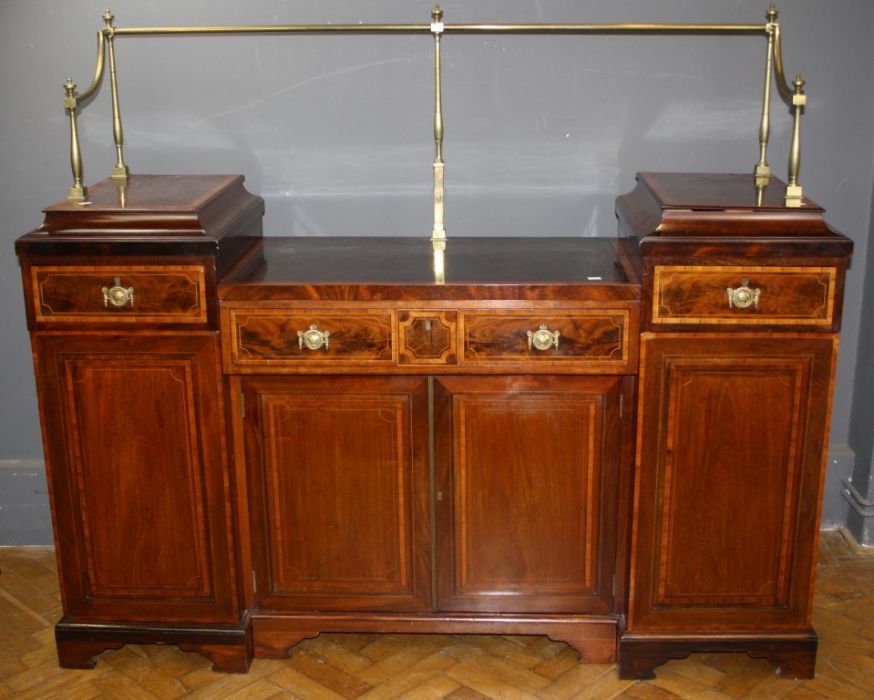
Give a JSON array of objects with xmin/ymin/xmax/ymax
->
[
  {"xmin": 844, "ymin": 147, "xmax": 874, "ymax": 542},
  {"xmin": 2, "ymin": 0, "xmax": 873, "ymax": 542},
  {"xmin": 852, "ymin": 173, "xmax": 874, "ymax": 482}
]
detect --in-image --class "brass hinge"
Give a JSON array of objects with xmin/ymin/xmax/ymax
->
[
  {"xmin": 240, "ymin": 392, "xmax": 246, "ymax": 419},
  {"xmin": 612, "ymin": 573, "xmax": 616, "ymax": 598},
  {"xmin": 619, "ymin": 394, "xmax": 624, "ymax": 419},
  {"xmin": 252, "ymin": 569, "xmax": 257, "ymax": 594}
]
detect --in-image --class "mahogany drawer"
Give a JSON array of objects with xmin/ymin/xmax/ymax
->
[
  {"xmin": 461, "ymin": 309, "xmax": 631, "ymax": 369},
  {"xmin": 652, "ymin": 266, "xmax": 837, "ymax": 327},
  {"xmin": 225, "ymin": 308, "xmax": 394, "ymax": 369},
  {"xmin": 31, "ymin": 265, "xmax": 207, "ymax": 324}
]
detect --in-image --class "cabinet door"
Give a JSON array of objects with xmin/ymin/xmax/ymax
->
[
  {"xmin": 434, "ymin": 376, "xmax": 622, "ymax": 613},
  {"xmin": 33, "ymin": 334, "xmax": 237, "ymax": 623},
  {"xmin": 628, "ymin": 334, "xmax": 837, "ymax": 632},
  {"xmin": 243, "ymin": 376, "xmax": 431, "ymax": 612}
]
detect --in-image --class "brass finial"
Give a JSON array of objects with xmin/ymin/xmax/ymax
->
[
  {"xmin": 63, "ymin": 77, "xmax": 77, "ymax": 108},
  {"xmin": 794, "ymin": 73, "xmax": 805, "ymax": 92},
  {"xmin": 432, "ymin": 5, "xmax": 443, "ymax": 23},
  {"xmin": 766, "ymin": 4, "xmax": 777, "ymax": 24},
  {"xmin": 103, "ymin": 8, "xmax": 115, "ymax": 29}
]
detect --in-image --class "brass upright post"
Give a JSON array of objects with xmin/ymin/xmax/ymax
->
[
  {"xmin": 104, "ymin": 10, "xmax": 130, "ymax": 181},
  {"xmin": 755, "ymin": 5, "xmax": 777, "ymax": 184},
  {"xmin": 785, "ymin": 74, "xmax": 806, "ymax": 207},
  {"xmin": 431, "ymin": 5, "xmax": 446, "ymax": 284},
  {"xmin": 64, "ymin": 78, "xmax": 87, "ymax": 201}
]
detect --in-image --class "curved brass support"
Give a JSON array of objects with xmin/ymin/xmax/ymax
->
[
  {"xmin": 772, "ymin": 22, "xmax": 795, "ymax": 106},
  {"xmin": 104, "ymin": 10, "xmax": 129, "ymax": 180},
  {"xmin": 75, "ymin": 30, "xmax": 107, "ymax": 106}
]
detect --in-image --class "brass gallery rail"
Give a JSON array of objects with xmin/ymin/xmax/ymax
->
[{"xmin": 61, "ymin": 2, "xmax": 807, "ymax": 238}]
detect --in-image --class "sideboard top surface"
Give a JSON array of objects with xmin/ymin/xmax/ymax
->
[{"xmin": 218, "ymin": 237, "xmax": 640, "ymax": 303}]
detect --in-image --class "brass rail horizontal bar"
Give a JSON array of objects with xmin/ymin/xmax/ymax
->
[
  {"xmin": 111, "ymin": 22, "xmax": 767, "ymax": 37},
  {"xmin": 445, "ymin": 23, "xmax": 766, "ymax": 34},
  {"xmin": 112, "ymin": 24, "xmax": 430, "ymax": 35}
]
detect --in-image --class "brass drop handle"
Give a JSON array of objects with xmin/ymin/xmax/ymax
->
[
  {"xmin": 298, "ymin": 324, "xmax": 330, "ymax": 351},
  {"xmin": 726, "ymin": 278, "xmax": 761, "ymax": 310},
  {"xmin": 102, "ymin": 276, "xmax": 134, "ymax": 308},
  {"xmin": 527, "ymin": 324, "xmax": 560, "ymax": 351}
]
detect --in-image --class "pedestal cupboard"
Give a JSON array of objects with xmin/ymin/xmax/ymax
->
[{"xmin": 16, "ymin": 172, "xmax": 852, "ymax": 678}]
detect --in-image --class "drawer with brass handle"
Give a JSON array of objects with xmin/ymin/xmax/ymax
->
[
  {"xmin": 652, "ymin": 265, "xmax": 837, "ymax": 327},
  {"xmin": 225, "ymin": 308, "xmax": 394, "ymax": 370},
  {"xmin": 31, "ymin": 265, "xmax": 206, "ymax": 324},
  {"xmin": 461, "ymin": 309, "xmax": 631, "ymax": 370}
]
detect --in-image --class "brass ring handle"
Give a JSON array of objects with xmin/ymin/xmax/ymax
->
[
  {"xmin": 298, "ymin": 324, "xmax": 330, "ymax": 351},
  {"xmin": 726, "ymin": 278, "xmax": 761, "ymax": 310},
  {"xmin": 527, "ymin": 324, "xmax": 560, "ymax": 352},
  {"xmin": 102, "ymin": 276, "xmax": 134, "ymax": 308}
]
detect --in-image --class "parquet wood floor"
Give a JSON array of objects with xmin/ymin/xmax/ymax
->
[{"xmin": 1, "ymin": 531, "xmax": 871, "ymax": 699}]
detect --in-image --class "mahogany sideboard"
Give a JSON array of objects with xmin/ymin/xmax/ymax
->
[{"xmin": 15, "ymin": 171, "xmax": 852, "ymax": 679}]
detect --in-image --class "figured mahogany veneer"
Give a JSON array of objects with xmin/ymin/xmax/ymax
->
[
  {"xmin": 652, "ymin": 265, "xmax": 837, "ymax": 327},
  {"xmin": 229, "ymin": 308, "xmax": 394, "ymax": 366},
  {"xmin": 398, "ymin": 310, "xmax": 457, "ymax": 365},
  {"xmin": 32, "ymin": 264, "xmax": 207, "ymax": 324},
  {"xmin": 462, "ymin": 309, "xmax": 628, "ymax": 366},
  {"xmin": 222, "ymin": 304, "xmax": 636, "ymax": 373},
  {"xmin": 16, "ymin": 172, "xmax": 853, "ymax": 679}
]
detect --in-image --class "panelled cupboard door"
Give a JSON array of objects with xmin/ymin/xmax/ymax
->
[
  {"xmin": 243, "ymin": 376, "xmax": 431, "ymax": 612},
  {"xmin": 629, "ymin": 334, "xmax": 837, "ymax": 632},
  {"xmin": 32, "ymin": 334, "xmax": 238, "ymax": 623},
  {"xmin": 434, "ymin": 375, "xmax": 622, "ymax": 613}
]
